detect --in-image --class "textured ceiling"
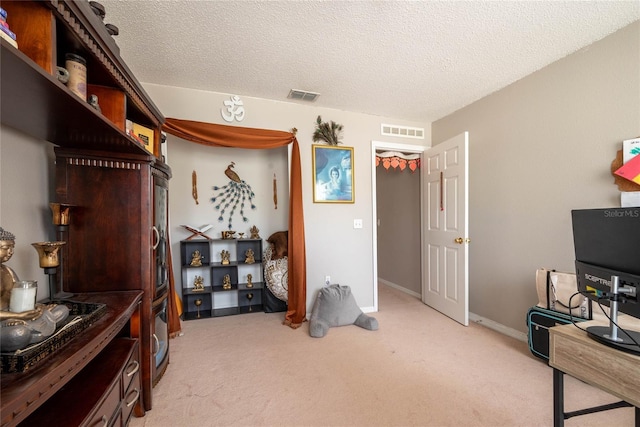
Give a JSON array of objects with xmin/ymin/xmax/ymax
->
[{"xmin": 99, "ymin": 1, "xmax": 639, "ymax": 123}]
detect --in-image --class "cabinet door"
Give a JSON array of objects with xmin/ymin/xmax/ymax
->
[{"xmin": 153, "ymin": 174, "xmax": 169, "ymax": 300}]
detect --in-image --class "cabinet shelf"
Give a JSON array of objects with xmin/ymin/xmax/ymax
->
[
  {"xmin": 0, "ymin": 0, "xmax": 165, "ymax": 157},
  {"xmin": 1, "ymin": 41, "xmax": 152, "ymax": 156}
]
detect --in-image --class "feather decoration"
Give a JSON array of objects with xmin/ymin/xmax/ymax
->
[{"xmin": 312, "ymin": 115, "xmax": 343, "ymax": 145}]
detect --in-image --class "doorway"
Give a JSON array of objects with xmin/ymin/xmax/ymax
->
[{"xmin": 371, "ymin": 141, "xmax": 425, "ymax": 311}]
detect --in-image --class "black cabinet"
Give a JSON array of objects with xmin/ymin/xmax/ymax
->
[{"xmin": 180, "ymin": 239, "xmax": 264, "ymax": 319}]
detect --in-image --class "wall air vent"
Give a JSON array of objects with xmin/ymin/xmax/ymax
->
[
  {"xmin": 381, "ymin": 124, "xmax": 425, "ymax": 139},
  {"xmin": 288, "ymin": 89, "xmax": 320, "ymax": 102}
]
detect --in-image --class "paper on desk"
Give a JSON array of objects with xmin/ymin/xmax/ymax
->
[{"xmin": 621, "ymin": 191, "xmax": 640, "ymax": 207}]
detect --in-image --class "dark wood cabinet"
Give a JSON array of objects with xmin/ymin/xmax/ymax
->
[
  {"xmin": 0, "ymin": 0, "xmax": 171, "ymax": 420},
  {"xmin": 55, "ymin": 148, "xmax": 171, "ymax": 411}
]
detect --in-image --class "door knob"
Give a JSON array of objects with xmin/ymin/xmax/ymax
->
[{"xmin": 455, "ymin": 237, "xmax": 463, "ymax": 244}]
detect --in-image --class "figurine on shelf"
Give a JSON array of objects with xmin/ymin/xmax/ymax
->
[
  {"xmin": 0, "ymin": 227, "xmax": 72, "ymax": 351},
  {"xmin": 222, "ymin": 274, "xmax": 232, "ymax": 290},
  {"xmin": 221, "ymin": 250, "xmax": 230, "ymax": 265},
  {"xmin": 88, "ymin": 94, "xmax": 101, "ymax": 113},
  {"xmin": 190, "ymin": 250, "xmax": 203, "ymax": 267},
  {"xmin": 0, "ymin": 227, "xmax": 19, "ymax": 311},
  {"xmin": 246, "ymin": 274, "xmax": 253, "ymax": 288},
  {"xmin": 249, "ymin": 225, "xmax": 260, "ymax": 239},
  {"xmin": 221, "ymin": 230, "xmax": 236, "ymax": 239},
  {"xmin": 245, "ymin": 248, "xmax": 255, "ymax": 264},
  {"xmin": 193, "ymin": 275, "xmax": 205, "ymax": 292}
]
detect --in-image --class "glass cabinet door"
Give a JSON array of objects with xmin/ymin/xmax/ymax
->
[{"xmin": 154, "ymin": 179, "xmax": 169, "ymax": 297}]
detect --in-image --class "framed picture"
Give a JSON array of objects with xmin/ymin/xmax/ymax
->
[{"xmin": 312, "ymin": 145, "xmax": 354, "ymax": 203}]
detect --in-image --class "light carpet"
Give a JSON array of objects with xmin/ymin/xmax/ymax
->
[{"xmin": 131, "ymin": 284, "xmax": 634, "ymax": 426}]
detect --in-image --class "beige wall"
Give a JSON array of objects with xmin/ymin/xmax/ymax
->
[
  {"xmin": 376, "ymin": 162, "xmax": 422, "ymax": 295},
  {"xmin": 142, "ymin": 84, "xmax": 431, "ymax": 313},
  {"xmin": 432, "ymin": 21, "xmax": 640, "ymax": 333},
  {"xmin": 0, "ymin": 127, "xmax": 56, "ymax": 299}
]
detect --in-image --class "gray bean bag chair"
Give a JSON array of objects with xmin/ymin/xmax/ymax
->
[{"xmin": 309, "ymin": 284, "xmax": 378, "ymax": 338}]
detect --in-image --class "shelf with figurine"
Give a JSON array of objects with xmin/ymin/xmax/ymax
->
[{"xmin": 180, "ymin": 227, "xmax": 264, "ymax": 320}]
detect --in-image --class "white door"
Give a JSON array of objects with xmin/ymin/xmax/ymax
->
[{"xmin": 422, "ymin": 132, "xmax": 469, "ymax": 325}]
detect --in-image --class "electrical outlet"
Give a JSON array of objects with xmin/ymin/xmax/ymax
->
[{"xmin": 325, "ymin": 276, "xmax": 331, "ymax": 286}]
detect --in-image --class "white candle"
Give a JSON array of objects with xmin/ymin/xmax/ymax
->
[{"xmin": 10, "ymin": 281, "xmax": 37, "ymax": 313}]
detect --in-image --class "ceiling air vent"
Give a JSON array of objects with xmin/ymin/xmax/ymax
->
[
  {"xmin": 381, "ymin": 124, "xmax": 425, "ymax": 139},
  {"xmin": 288, "ymin": 89, "xmax": 320, "ymax": 102}
]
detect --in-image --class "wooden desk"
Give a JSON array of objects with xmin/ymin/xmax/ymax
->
[{"xmin": 549, "ymin": 319, "xmax": 640, "ymax": 427}]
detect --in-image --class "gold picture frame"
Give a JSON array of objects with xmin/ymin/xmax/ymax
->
[{"xmin": 312, "ymin": 145, "xmax": 354, "ymax": 203}]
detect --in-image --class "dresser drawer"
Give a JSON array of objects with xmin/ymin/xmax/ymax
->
[
  {"xmin": 121, "ymin": 341, "xmax": 140, "ymax": 394},
  {"xmin": 21, "ymin": 338, "xmax": 140, "ymax": 427},
  {"xmin": 86, "ymin": 379, "xmax": 120, "ymax": 427},
  {"xmin": 121, "ymin": 340, "xmax": 141, "ymax": 425}
]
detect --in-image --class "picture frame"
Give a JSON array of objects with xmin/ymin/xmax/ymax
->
[{"xmin": 312, "ymin": 145, "xmax": 354, "ymax": 203}]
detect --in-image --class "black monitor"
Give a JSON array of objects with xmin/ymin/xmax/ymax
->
[{"xmin": 571, "ymin": 207, "xmax": 640, "ymax": 355}]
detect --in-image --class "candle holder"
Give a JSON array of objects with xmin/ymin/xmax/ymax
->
[
  {"xmin": 246, "ymin": 292, "xmax": 253, "ymax": 312},
  {"xmin": 194, "ymin": 298, "xmax": 203, "ymax": 319},
  {"xmin": 31, "ymin": 241, "xmax": 66, "ymax": 302},
  {"xmin": 49, "ymin": 203, "xmax": 74, "ymax": 298}
]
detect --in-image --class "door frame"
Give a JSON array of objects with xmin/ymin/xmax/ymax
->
[{"xmin": 371, "ymin": 141, "xmax": 426, "ymax": 311}]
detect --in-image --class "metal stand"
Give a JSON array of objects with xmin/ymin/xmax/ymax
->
[
  {"xmin": 44, "ymin": 267, "xmax": 57, "ymax": 302},
  {"xmin": 55, "ymin": 224, "xmax": 73, "ymax": 299},
  {"xmin": 585, "ymin": 275, "xmax": 640, "ymax": 355}
]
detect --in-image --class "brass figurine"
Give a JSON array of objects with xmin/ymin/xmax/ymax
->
[
  {"xmin": 193, "ymin": 275, "xmax": 205, "ymax": 291},
  {"xmin": 222, "ymin": 274, "xmax": 232, "ymax": 290},
  {"xmin": 249, "ymin": 225, "xmax": 260, "ymax": 239},
  {"xmin": 221, "ymin": 230, "xmax": 236, "ymax": 239},
  {"xmin": 190, "ymin": 250, "xmax": 203, "ymax": 267},
  {"xmin": 0, "ymin": 227, "xmax": 19, "ymax": 311},
  {"xmin": 0, "ymin": 228, "xmax": 71, "ymax": 352},
  {"xmin": 221, "ymin": 250, "xmax": 230, "ymax": 265},
  {"xmin": 246, "ymin": 274, "xmax": 253, "ymax": 288},
  {"xmin": 245, "ymin": 248, "xmax": 255, "ymax": 264}
]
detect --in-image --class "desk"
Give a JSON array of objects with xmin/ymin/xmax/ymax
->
[{"xmin": 549, "ymin": 319, "xmax": 640, "ymax": 427}]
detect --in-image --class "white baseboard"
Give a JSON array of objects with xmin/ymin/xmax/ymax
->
[
  {"xmin": 469, "ymin": 313, "xmax": 527, "ymax": 342},
  {"xmin": 378, "ymin": 278, "xmax": 421, "ymax": 299},
  {"xmin": 379, "ymin": 279, "xmax": 528, "ymax": 343}
]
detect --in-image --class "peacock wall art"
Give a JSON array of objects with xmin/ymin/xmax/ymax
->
[{"xmin": 211, "ymin": 162, "xmax": 256, "ymax": 230}]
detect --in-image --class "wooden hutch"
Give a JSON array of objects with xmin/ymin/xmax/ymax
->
[{"xmin": 1, "ymin": 0, "xmax": 171, "ymax": 424}]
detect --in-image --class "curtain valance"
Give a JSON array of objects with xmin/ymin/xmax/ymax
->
[{"xmin": 163, "ymin": 118, "xmax": 307, "ymax": 328}]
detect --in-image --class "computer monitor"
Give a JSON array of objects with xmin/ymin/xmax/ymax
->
[{"xmin": 571, "ymin": 207, "xmax": 640, "ymax": 355}]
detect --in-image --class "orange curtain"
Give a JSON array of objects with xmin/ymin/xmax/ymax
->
[
  {"xmin": 166, "ymin": 240, "xmax": 183, "ymax": 338},
  {"xmin": 162, "ymin": 118, "xmax": 307, "ymax": 328}
]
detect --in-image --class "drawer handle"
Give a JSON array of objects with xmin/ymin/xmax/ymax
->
[
  {"xmin": 153, "ymin": 334, "xmax": 160, "ymax": 355},
  {"xmin": 126, "ymin": 360, "xmax": 140, "ymax": 377},
  {"xmin": 126, "ymin": 388, "xmax": 141, "ymax": 408}
]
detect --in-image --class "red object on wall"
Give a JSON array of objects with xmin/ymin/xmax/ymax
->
[{"xmin": 376, "ymin": 152, "xmax": 421, "ymax": 172}]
